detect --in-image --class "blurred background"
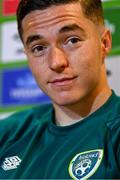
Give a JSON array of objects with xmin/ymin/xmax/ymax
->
[{"xmin": 0, "ymin": 0, "xmax": 120, "ymax": 119}]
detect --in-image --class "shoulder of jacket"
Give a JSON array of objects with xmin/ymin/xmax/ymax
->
[{"xmin": 0, "ymin": 103, "xmax": 53, "ymax": 141}]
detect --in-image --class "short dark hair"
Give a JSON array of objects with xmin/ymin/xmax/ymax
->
[{"xmin": 16, "ymin": 0, "xmax": 104, "ymax": 41}]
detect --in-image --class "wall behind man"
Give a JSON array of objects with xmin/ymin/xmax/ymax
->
[
  {"xmin": 103, "ymin": 0, "xmax": 120, "ymax": 95},
  {"xmin": 0, "ymin": 0, "xmax": 120, "ymax": 119}
]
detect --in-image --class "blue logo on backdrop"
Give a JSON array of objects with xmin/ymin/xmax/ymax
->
[{"xmin": 2, "ymin": 68, "xmax": 50, "ymax": 106}]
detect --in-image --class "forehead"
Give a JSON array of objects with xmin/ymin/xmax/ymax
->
[
  {"xmin": 22, "ymin": 3, "xmax": 85, "ymax": 27},
  {"xmin": 22, "ymin": 2, "xmax": 95, "ymax": 42},
  {"xmin": 22, "ymin": 2, "xmax": 83, "ymax": 23}
]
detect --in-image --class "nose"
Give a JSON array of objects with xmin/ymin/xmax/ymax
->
[{"xmin": 48, "ymin": 47, "xmax": 69, "ymax": 72}]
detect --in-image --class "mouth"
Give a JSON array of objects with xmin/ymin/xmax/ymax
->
[{"xmin": 49, "ymin": 76, "xmax": 77, "ymax": 87}]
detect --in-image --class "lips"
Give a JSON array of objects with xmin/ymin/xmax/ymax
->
[{"xmin": 49, "ymin": 76, "xmax": 77, "ymax": 86}]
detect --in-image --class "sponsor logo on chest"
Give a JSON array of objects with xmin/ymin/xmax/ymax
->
[{"xmin": 1, "ymin": 156, "xmax": 22, "ymax": 171}]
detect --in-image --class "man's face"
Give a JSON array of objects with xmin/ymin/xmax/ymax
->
[{"xmin": 22, "ymin": 2, "xmax": 110, "ymax": 106}]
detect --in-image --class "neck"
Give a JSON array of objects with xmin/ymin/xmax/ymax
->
[{"xmin": 53, "ymin": 87, "xmax": 112, "ymax": 126}]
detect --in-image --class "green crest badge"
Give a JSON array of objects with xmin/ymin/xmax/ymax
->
[{"xmin": 69, "ymin": 149, "xmax": 104, "ymax": 180}]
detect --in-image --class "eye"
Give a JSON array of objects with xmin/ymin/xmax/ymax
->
[
  {"xmin": 66, "ymin": 36, "xmax": 80, "ymax": 45},
  {"xmin": 31, "ymin": 45, "xmax": 47, "ymax": 56}
]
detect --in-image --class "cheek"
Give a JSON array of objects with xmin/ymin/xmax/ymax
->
[
  {"xmin": 69, "ymin": 43, "xmax": 102, "ymax": 79},
  {"xmin": 28, "ymin": 58, "xmax": 47, "ymax": 84}
]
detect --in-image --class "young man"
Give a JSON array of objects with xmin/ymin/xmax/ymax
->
[{"xmin": 0, "ymin": 0, "xmax": 120, "ymax": 179}]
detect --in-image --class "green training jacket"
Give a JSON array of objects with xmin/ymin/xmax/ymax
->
[{"xmin": 0, "ymin": 92, "xmax": 120, "ymax": 179}]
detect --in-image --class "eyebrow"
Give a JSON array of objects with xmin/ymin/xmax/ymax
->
[
  {"xmin": 59, "ymin": 24, "xmax": 84, "ymax": 34},
  {"xmin": 25, "ymin": 23, "xmax": 85, "ymax": 46},
  {"xmin": 25, "ymin": 35, "xmax": 44, "ymax": 47}
]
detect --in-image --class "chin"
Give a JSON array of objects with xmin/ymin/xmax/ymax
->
[
  {"xmin": 52, "ymin": 96, "xmax": 83, "ymax": 106},
  {"xmin": 48, "ymin": 89, "xmax": 89, "ymax": 106}
]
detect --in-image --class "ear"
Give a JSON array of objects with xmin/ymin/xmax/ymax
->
[
  {"xmin": 23, "ymin": 48, "xmax": 26, "ymax": 54},
  {"xmin": 101, "ymin": 29, "xmax": 112, "ymax": 60},
  {"xmin": 23, "ymin": 47, "xmax": 28, "ymax": 56}
]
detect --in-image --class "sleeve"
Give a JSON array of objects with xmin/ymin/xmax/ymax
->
[{"xmin": 110, "ymin": 117, "xmax": 120, "ymax": 169}]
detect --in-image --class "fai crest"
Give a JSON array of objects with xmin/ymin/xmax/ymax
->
[{"xmin": 69, "ymin": 149, "xmax": 103, "ymax": 180}]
